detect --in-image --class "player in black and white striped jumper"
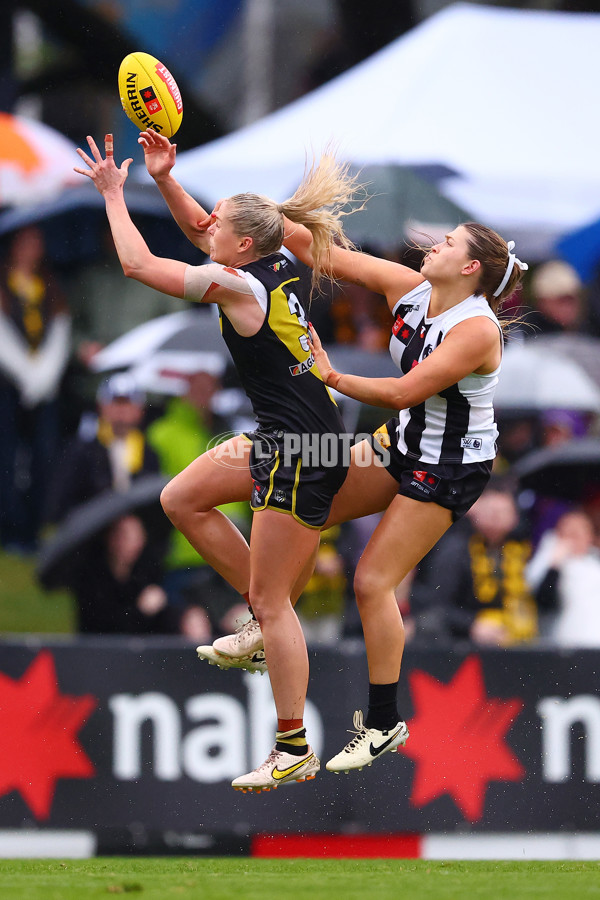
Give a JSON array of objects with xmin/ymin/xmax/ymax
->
[{"xmin": 286, "ymin": 222, "xmax": 528, "ymax": 773}]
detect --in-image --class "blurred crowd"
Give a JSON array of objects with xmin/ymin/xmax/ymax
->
[{"xmin": 2, "ymin": 222, "xmax": 600, "ymax": 649}]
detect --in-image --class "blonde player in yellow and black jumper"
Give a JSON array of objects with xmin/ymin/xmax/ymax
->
[{"xmin": 74, "ymin": 133, "xmax": 359, "ymax": 793}]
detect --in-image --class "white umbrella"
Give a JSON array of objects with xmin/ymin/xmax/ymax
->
[
  {"xmin": 0, "ymin": 112, "xmax": 80, "ymax": 206},
  {"xmin": 495, "ymin": 343, "xmax": 600, "ymax": 412},
  {"xmin": 90, "ymin": 308, "xmax": 228, "ymax": 394}
]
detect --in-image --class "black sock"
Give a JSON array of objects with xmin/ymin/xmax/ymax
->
[{"xmin": 365, "ymin": 682, "xmax": 399, "ymax": 731}]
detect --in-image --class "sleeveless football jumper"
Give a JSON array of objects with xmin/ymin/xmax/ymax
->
[
  {"xmin": 186, "ymin": 252, "xmax": 347, "ymax": 527},
  {"xmin": 373, "ymin": 280, "xmax": 502, "ymax": 519}
]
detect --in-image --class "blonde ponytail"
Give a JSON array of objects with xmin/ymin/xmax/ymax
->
[
  {"xmin": 281, "ymin": 152, "xmax": 366, "ymax": 291},
  {"xmin": 227, "ymin": 151, "xmax": 366, "ymax": 292}
]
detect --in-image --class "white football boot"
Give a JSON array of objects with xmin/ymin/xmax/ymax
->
[
  {"xmin": 196, "ymin": 645, "xmax": 267, "ymax": 675},
  {"xmin": 326, "ymin": 710, "xmax": 409, "ymax": 773},
  {"xmin": 212, "ymin": 618, "xmax": 264, "ymax": 659},
  {"xmin": 232, "ymin": 745, "xmax": 320, "ymax": 793}
]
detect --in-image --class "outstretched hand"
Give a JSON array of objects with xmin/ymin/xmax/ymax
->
[
  {"xmin": 138, "ymin": 129, "xmax": 176, "ymax": 180},
  {"xmin": 74, "ymin": 134, "xmax": 132, "ymax": 195}
]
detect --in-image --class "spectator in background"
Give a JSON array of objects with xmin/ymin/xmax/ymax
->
[
  {"xmin": 410, "ymin": 482, "xmax": 537, "ymax": 646},
  {"xmin": 46, "ymin": 372, "xmax": 160, "ymax": 523},
  {"xmin": 524, "ymin": 260, "xmax": 588, "ymax": 337},
  {"xmin": 64, "ymin": 513, "xmax": 177, "ymax": 635},
  {"xmin": 526, "ymin": 509, "xmax": 600, "ymax": 647},
  {"xmin": 146, "ymin": 365, "xmax": 250, "ymax": 642},
  {"xmin": 521, "ymin": 408, "xmax": 589, "ymax": 547},
  {"xmin": 0, "ymin": 226, "xmax": 71, "ymax": 552}
]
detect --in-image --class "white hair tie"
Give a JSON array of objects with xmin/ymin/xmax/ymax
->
[{"xmin": 493, "ymin": 240, "xmax": 529, "ymax": 297}]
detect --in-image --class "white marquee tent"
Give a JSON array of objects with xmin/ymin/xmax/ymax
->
[{"xmin": 155, "ymin": 3, "xmax": 599, "ymax": 260}]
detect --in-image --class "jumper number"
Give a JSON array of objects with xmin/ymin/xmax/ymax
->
[{"xmin": 287, "ymin": 291, "xmax": 310, "ymax": 352}]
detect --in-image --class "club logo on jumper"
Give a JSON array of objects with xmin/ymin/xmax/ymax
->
[
  {"xmin": 411, "ymin": 470, "xmax": 440, "ymax": 493},
  {"xmin": 0, "ymin": 651, "xmax": 97, "ymax": 820},
  {"xmin": 461, "ymin": 437, "xmax": 482, "ymax": 450},
  {"xmin": 392, "ymin": 315, "xmax": 414, "ymax": 342},
  {"xmin": 271, "ymin": 259, "xmax": 288, "ymax": 272},
  {"xmin": 289, "ymin": 354, "xmax": 315, "ymax": 376},
  {"xmin": 140, "ymin": 85, "xmax": 162, "ymax": 115}
]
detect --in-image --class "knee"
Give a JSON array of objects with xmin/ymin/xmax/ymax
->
[
  {"xmin": 160, "ymin": 476, "xmax": 204, "ymax": 526},
  {"xmin": 353, "ymin": 565, "xmax": 386, "ymax": 608},
  {"xmin": 248, "ymin": 593, "xmax": 285, "ymax": 628},
  {"xmin": 160, "ymin": 479, "xmax": 181, "ymax": 523}
]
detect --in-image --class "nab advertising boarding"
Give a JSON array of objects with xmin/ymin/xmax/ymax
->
[{"xmin": 0, "ymin": 641, "xmax": 598, "ymax": 837}]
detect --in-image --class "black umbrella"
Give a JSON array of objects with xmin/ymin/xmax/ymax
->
[
  {"xmin": 512, "ymin": 437, "xmax": 600, "ymax": 501},
  {"xmin": 37, "ymin": 474, "xmax": 169, "ymax": 589}
]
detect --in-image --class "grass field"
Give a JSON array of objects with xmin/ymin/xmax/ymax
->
[
  {"xmin": 0, "ymin": 859, "xmax": 599, "ymax": 899},
  {"xmin": 0, "ymin": 550, "xmax": 74, "ymax": 635}
]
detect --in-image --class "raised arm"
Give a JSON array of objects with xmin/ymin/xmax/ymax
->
[
  {"xmin": 283, "ymin": 216, "xmax": 424, "ymax": 311},
  {"xmin": 75, "ymin": 134, "xmax": 188, "ymax": 296},
  {"xmin": 75, "ymin": 135, "xmax": 262, "ymax": 333},
  {"xmin": 138, "ymin": 130, "xmax": 212, "ymax": 253}
]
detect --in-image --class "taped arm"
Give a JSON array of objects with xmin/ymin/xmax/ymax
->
[{"xmin": 184, "ymin": 264, "xmax": 255, "ymax": 304}]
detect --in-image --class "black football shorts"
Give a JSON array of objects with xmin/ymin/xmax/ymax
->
[
  {"xmin": 370, "ymin": 418, "xmax": 493, "ymax": 521},
  {"xmin": 247, "ymin": 428, "xmax": 348, "ymax": 529}
]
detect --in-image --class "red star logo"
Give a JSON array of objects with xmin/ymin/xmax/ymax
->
[
  {"xmin": 0, "ymin": 651, "xmax": 97, "ymax": 820},
  {"xmin": 401, "ymin": 329, "xmax": 410, "ymax": 339},
  {"xmin": 399, "ymin": 656, "xmax": 524, "ymax": 821},
  {"xmin": 143, "ymin": 89, "xmax": 152, "ymax": 98}
]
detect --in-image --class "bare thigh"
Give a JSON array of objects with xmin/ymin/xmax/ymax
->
[
  {"xmin": 325, "ymin": 439, "xmax": 399, "ymax": 528},
  {"xmin": 162, "ymin": 434, "xmax": 253, "ymax": 512},
  {"xmin": 356, "ymin": 493, "xmax": 453, "ymax": 593}
]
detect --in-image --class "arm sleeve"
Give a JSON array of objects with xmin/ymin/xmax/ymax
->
[{"xmin": 184, "ymin": 263, "xmax": 255, "ymax": 302}]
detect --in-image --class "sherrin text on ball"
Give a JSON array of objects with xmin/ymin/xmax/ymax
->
[{"xmin": 118, "ymin": 51, "xmax": 183, "ymax": 138}]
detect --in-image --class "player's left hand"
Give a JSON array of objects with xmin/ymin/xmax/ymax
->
[
  {"xmin": 74, "ymin": 134, "xmax": 133, "ymax": 195},
  {"xmin": 308, "ymin": 323, "xmax": 337, "ymax": 386}
]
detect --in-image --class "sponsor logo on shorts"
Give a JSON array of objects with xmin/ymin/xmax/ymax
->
[
  {"xmin": 273, "ymin": 490, "xmax": 286, "ymax": 503},
  {"xmin": 289, "ymin": 354, "xmax": 315, "ymax": 376},
  {"xmin": 411, "ymin": 470, "xmax": 440, "ymax": 493},
  {"xmin": 461, "ymin": 437, "xmax": 482, "ymax": 450}
]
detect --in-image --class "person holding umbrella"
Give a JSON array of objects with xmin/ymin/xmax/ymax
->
[{"xmin": 75, "ymin": 133, "xmax": 357, "ymax": 793}]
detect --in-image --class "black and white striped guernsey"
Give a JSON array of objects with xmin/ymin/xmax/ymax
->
[{"xmin": 389, "ymin": 281, "xmax": 502, "ymax": 465}]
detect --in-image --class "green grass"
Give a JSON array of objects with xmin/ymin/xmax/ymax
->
[
  {"xmin": 0, "ymin": 550, "xmax": 75, "ymax": 635},
  {"xmin": 0, "ymin": 859, "xmax": 598, "ymax": 899}
]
